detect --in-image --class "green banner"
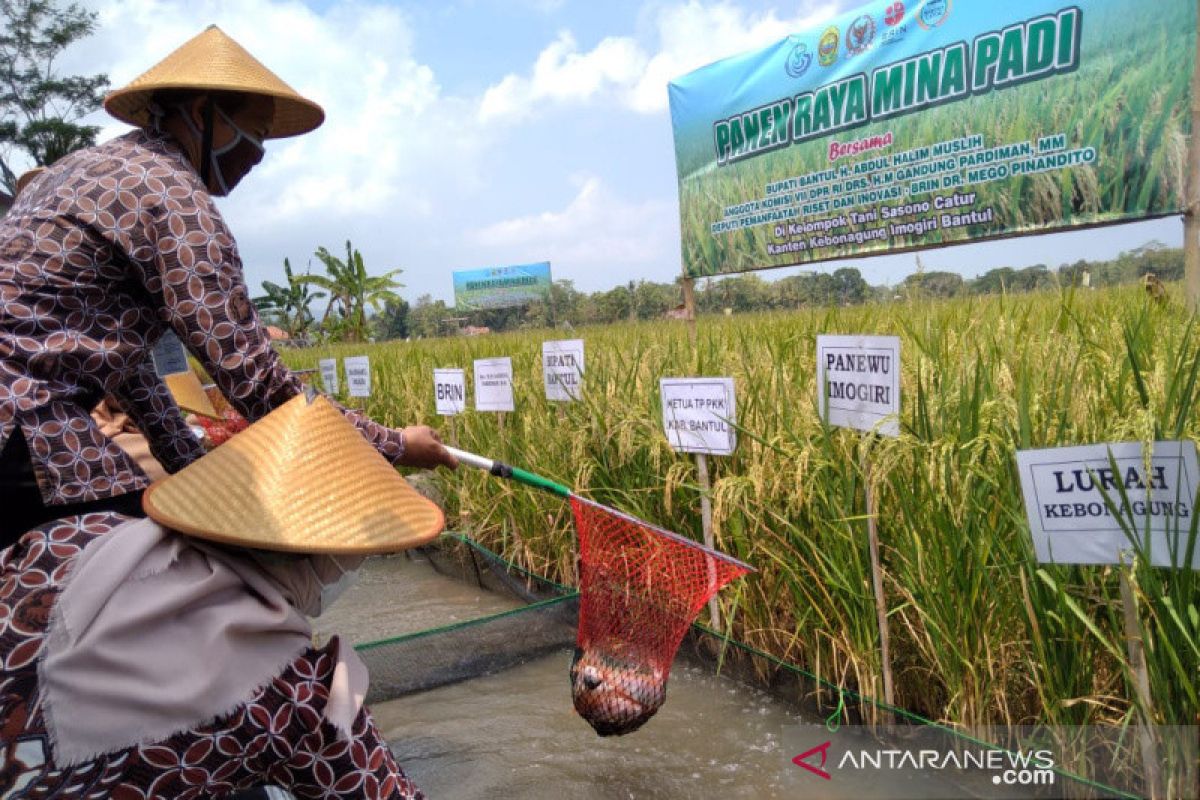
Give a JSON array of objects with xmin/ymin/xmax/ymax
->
[
  {"xmin": 453, "ymin": 262, "xmax": 552, "ymax": 311},
  {"xmin": 668, "ymin": 0, "xmax": 1196, "ymax": 277}
]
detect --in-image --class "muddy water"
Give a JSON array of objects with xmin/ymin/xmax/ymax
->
[
  {"xmin": 327, "ymin": 555, "xmax": 965, "ymax": 799},
  {"xmin": 312, "ymin": 551, "xmax": 523, "ymax": 645}
]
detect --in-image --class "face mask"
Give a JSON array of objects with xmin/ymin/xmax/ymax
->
[{"xmin": 179, "ymin": 102, "xmax": 266, "ymax": 196}]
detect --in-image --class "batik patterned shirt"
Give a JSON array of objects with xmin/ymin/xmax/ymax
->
[
  {"xmin": 0, "ymin": 130, "xmax": 404, "ymax": 505},
  {"xmin": 0, "ymin": 514, "xmax": 424, "ymax": 799}
]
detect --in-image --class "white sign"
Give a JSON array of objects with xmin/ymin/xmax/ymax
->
[
  {"xmin": 151, "ymin": 330, "xmax": 190, "ymax": 376},
  {"xmin": 344, "ymin": 356, "xmax": 371, "ymax": 398},
  {"xmin": 816, "ymin": 335, "xmax": 901, "ymax": 438},
  {"xmin": 660, "ymin": 377, "xmax": 737, "ymax": 456},
  {"xmin": 319, "ymin": 358, "xmax": 339, "ymax": 395},
  {"xmin": 543, "ymin": 339, "xmax": 585, "ymax": 402},
  {"xmin": 474, "ymin": 357, "xmax": 514, "ymax": 412},
  {"xmin": 434, "ymin": 368, "xmax": 466, "ymax": 416},
  {"xmin": 1016, "ymin": 441, "xmax": 1199, "ymax": 568}
]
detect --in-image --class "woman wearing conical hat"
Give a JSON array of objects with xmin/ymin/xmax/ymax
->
[
  {"xmin": 0, "ymin": 393, "xmax": 439, "ymax": 797},
  {"xmin": 0, "ymin": 25, "xmax": 455, "ymax": 545}
]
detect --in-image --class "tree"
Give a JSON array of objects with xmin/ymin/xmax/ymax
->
[
  {"xmin": 297, "ymin": 240, "xmax": 404, "ymax": 342},
  {"xmin": 0, "ymin": 0, "xmax": 109, "ymax": 192},
  {"xmin": 372, "ymin": 297, "xmax": 410, "ymax": 341},
  {"xmin": 253, "ymin": 258, "xmax": 325, "ymax": 341}
]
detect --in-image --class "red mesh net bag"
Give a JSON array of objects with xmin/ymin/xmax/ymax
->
[{"xmin": 568, "ymin": 495, "xmax": 751, "ymax": 736}]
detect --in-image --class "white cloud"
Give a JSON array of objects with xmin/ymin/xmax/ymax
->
[
  {"xmin": 472, "ymin": 175, "xmax": 677, "ymax": 290},
  {"xmin": 71, "ymin": 0, "xmax": 484, "ymax": 224},
  {"xmin": 478, "ymin": 0, "xmax": 842, "ymax": 123}
]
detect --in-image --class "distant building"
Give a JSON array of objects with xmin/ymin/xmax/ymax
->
[{"xmin": 462, "ymin": 325, "xmax": 491, "ymax": 336}]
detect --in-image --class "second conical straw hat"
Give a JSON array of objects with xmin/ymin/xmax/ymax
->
[
  {"xmin": 143, "ymin": 393, "xmax": 444, "ymax": 554},
  {"xmin": 104, "ymin": 25, "xmax": 324, "ymax": 139}
]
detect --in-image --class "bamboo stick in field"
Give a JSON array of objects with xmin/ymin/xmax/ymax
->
[
  {"xmin": 1118, "ymin": 555, "xmax": 1162, "ymax": 800},
  {"xmin": 862, "ymin": 443, "xmax": 895, "ymax": 716},
  {"xmin": 695, "ymin": 451, "xmax": 721, "ymax": 630}
]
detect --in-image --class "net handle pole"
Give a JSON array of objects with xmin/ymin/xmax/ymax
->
[{"xmin": 445, "ymin": 446, "xmax": 572, "ymax": 499}]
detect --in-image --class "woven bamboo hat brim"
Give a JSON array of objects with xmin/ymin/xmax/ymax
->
[
  {"xmin": 104, "ymin": 25, "xmax": 324, "ymax": 139},
  {"xmin": 143, "ymin": 393, "xmax": 444, "ymax": 555},
  {"xmin": 164, "ymin": 370, "xmax": 220, "ymax": 419},
  {"xmin": 15, "ymin": 167, "xmax": 45, "ymax": 196}
]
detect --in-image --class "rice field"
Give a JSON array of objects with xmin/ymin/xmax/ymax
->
[{"xmin": 281, "ymin": 282, "xmax": 1198, "ymax": 794}]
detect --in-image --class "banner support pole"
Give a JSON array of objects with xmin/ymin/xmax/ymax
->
[
  {"xmin": 1184, "ymin": 0, "xmax": 1200, "ymax": 312},
  {"xmin": 681, "ymin": 275, "xmax": 698, "ymax": 347}
]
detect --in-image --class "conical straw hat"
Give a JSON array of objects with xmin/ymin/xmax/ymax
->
[
  {"xmin": 164, "ymin": 369, "xmax": 219, "ymax": 419},
  {"xmin": 15, "ymin": 167, "xmax": 45, "ymax": 196},
  {"xmin": 144, "ymin": 393, "xmax": 444, "ymax": 554},
  {"xmin": 104, "ymin": 25, "xmax": 324, "ymax": 139}
]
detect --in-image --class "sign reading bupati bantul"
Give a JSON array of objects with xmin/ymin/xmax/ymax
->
[{"xmin": 668, "ymin": 0, "xmax": 1195, "ymax": 277}]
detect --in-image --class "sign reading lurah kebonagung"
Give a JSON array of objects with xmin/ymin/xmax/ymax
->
[{"xmin": 668, "ymin": 0, "xmax": 1195, "ymax": 276}]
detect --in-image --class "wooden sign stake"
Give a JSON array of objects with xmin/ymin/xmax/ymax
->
[
  {"xmin": 861, "ymin": 442, "xmax": 894, "ymax": 714},
  {"xmin": 695, "ymin": 451, "xmax": 721, "ymax": 630},
  {"xmin": 1118, "ymin": 553, "xmax": 1162, "ymax": 800}
]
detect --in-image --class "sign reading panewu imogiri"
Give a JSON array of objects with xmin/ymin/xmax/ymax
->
[
  {"xmin": 543, "ymin": 339, "xmax": 585, "ymax": 402},
  {"xmin": 433, "ymin": 368, "xmax": 466, "ymax": 416},
  {"xmin": 344, "ymin": 356, "xmax": 371, "ymax": 398},
  {"xmin": 660, "ymin": 377, "xmax": 737, "ymax": 456},
  {"xmin": 667, "ymin": 0, "xmax": 1195, "ymax": 278},
  {"xmin": 319, "ymin": 358, "xmax": 339, "ymax": 395},
  {"xmin": 1016, "ymin": 441, "xmax": 1200, "ymax": 568},
  {"xmin": 816, "ymin": 335, "xmax": 900, "ymax": 437},
  {"xmin": 474, "ymin": 357, "xmax": 514, "ymax": 412},
  {"xmin": 151, "ymin": 330, "xmax": 190, "ymax": 376}
]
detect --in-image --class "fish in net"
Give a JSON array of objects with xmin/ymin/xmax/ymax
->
[
  {"xmin": 443, "ymin": 448, "xmax": 753, "ymax": 737},
  {"xmin": 568, "ymin": 496, "xmax": 751, "ymax": 736}
]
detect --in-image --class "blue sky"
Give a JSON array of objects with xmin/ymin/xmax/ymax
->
[{"xmin": 59, "ymin": 0, "xmax": 1180, "ymax": 304}]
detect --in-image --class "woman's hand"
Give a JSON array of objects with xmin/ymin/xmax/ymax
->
[{"xmin": 399, "ymin": 425, "xmax": 457, "ymax": 470}]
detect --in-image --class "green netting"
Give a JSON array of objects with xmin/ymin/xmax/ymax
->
[{"xmin": 354, "ymin": 533, "xmax": 1145, "ymax": 800}]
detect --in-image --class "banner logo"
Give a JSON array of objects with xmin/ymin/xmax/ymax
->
[
  {"xmin": 818, "ymin": 26, "xmax": 839, "ymax": 66},
  {"xmin": 846, "ymin": 15, "xmax": 877, "ymax": 56},
  {"xmin": 917, "ymin": 0, "xmax": 952, "ymax": 29},
  {"xmin": 786, "ymin": 43, "xmax": 812, "ymax": 78},
  {"xmin": 885, "ymin": 2, "xmax": 906, "ymax": 26}
]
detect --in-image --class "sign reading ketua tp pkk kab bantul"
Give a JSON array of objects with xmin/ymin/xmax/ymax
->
[
  {"xmin": 660, "ymin": 378, "xmax": 737, "ymax": 456},
  {"xmin": 453, "ymin": 263, "xmax": 552, "ymax": 311},
  {"xmin": 667, "ymin": 0, "xmax": 1195, "ymax": 277},
  {"xmin": 1016, "ymin": 442, "xmax": 1200, "ymax": 569},
  {"xmin": 817, "ymin": 335, "xmax": 900, "ymax": 437}
]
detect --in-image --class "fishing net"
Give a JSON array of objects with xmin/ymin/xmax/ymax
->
[{"xmin": 569, "ymin": 495, "xmax": 751, "ymax": 736}]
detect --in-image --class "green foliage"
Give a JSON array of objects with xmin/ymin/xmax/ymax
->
[
  {"xmin": 253, "ymin": 258, "xmax": 325, "ymax": 341},
  {"xmin": 296, "ymin": 240, "xmax": 404, "ymax": 342},
  {"xmin": 0, "ymin": 0, "xmax": 109, "ymax": 191}
]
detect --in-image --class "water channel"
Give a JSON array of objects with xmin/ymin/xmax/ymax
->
[{"xmin": 316, "ymin": 549, "xmax": 997, "ymax": 799}]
